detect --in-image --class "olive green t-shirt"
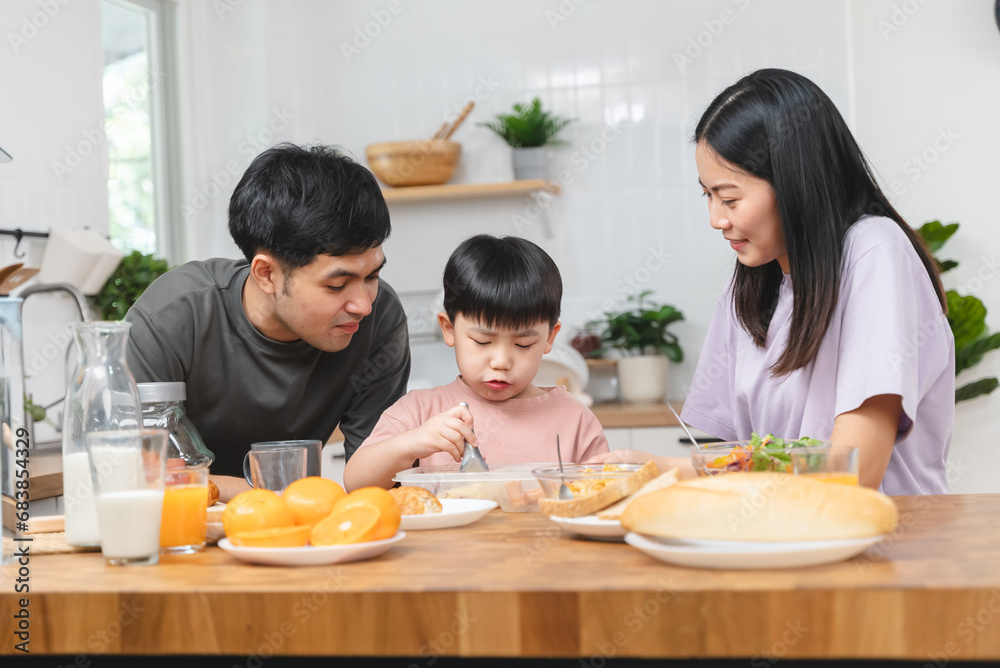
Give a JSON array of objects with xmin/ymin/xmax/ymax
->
[{"xmin": 125, "ymin": 258, "xmax": 410, "ymax": 477}]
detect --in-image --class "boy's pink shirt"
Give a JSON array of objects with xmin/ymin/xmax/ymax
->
[{"xmin": 358, "ymin": 376, "xmax": 610, "ymax": 466}]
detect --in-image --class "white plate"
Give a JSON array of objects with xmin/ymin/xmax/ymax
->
[
  {"xmin": 400, "ymin": 498, "xmax": 498, "ymax": 530},
  {"xmin": 549, "ymin": 515, "xmax": 626, "ymax": 541},
  {"xmin": 624, "ymin": 532, "xmax": 884, "ymax": 569},
  {"xmin": 218, "ymin": 532, "xmax": 405, "ymax": 566}
]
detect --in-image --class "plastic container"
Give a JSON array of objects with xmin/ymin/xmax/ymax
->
[{"xmin": 393, "ymin": 463, "xmax": 553, "ymax": 512}]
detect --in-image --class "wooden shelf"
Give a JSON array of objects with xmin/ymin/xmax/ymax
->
[
  {"xmin": 590, "ymin": 401, "xmax": 685, "ymax": 428},
  {"xmin": 381, "ymin": 179, "xmax": 561, "ymax": 204}
]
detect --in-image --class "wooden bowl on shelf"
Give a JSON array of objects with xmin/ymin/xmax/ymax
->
[{"xmin": 365, "ymin": 139, "xmax": 461, "ymax": 187}]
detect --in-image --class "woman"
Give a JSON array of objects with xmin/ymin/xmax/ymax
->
[{"xmin": 599, "ymin": 69, "xmax": 954, "ymax": 494}]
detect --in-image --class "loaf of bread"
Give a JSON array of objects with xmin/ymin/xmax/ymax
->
[
  {"xmin": 597, "ymin": 469, "xmax": 680, "ymax": 520},
  {"xmin": 539, "ymin": 461, "xmax": 660, "ymax": 518},
  {"xmin": 621, "ymin": 472, "xmax": 898, "ymax": 541},
  {"xmin": 389, "ymin": 486, "xmax": 443, "ymax": 515}
]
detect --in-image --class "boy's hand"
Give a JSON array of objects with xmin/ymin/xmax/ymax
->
[{"xmin": 407, "ymin": 404, "xmax": 477, "ymax": 462}]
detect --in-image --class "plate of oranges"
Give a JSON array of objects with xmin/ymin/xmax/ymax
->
[{"xmin": 218, "ymin": 478, "xmax": 405, "ymax": 566}]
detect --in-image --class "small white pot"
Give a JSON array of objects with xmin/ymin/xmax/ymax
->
[
  {"xmin": 512, "ymin": 146, "xmax": 548, "ymax": 180},
  {"xmin": 617, "ymin": 355, "xmax": 668, "ymax": 404}
]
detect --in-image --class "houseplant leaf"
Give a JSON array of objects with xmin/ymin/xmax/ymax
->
[{"xmin": 956, "ymin": 378, "xmax": 1000, "ymax": 402}]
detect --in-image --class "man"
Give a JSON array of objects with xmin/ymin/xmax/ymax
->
[{"xmin": 126, "ymin": 144, "xmax": 410, "ymax": 501}]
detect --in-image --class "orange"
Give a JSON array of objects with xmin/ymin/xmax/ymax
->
[
  {"xmin": 282, "ymin": 477, "xmax": 347, "ymax": 527},
  {"xmin": 310, "ymin": 504, "xmax": 382, "ymax": 545},
  {"xmin": 330, "ymin": 487, "xmax": 401, "ymax": 540},
  {"xmin": 230, "ymin": 525, "xmax": 311, "ymax": 548},
  {"xmin": 222, "ymin": 489, "xmax": 295, "ymax": 538}
]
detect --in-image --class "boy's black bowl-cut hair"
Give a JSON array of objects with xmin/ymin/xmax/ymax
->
[{"xmin": 443, "ymin": 235, "xmax": 561, "ymax": 331}]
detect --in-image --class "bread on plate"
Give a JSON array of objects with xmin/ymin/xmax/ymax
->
[
  {"xmin": 621, "ymin": 471, "xmax": 898, "ymax": 541},
  {"xmin": 389, "ymin": 486, "xmax": 443, "ymax": 515},
  {"xmin": 539, "ymin": 461, "xmax": 660, "ymax": 518}
]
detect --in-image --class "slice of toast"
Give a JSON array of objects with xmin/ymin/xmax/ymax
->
[
  {"xmin": 539, "ymin": 461, "xmax": 660, "ymax": 518},
  {"xmin": 597, "ymin": 468, "xmax": 681, "ymax": 520}
]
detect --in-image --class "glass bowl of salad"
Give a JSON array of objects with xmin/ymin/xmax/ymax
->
[{"xmin": 690, "ymin": 433, "xmax": 830, "ymax": 477}]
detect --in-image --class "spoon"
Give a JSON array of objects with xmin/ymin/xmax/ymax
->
[
  {"xmin": 457, "ymin": 402, "xmax": 489, "ymax": 473},
  {"xmin": 556, "ymin": 434, "xmax": 573, "ymax": 500},
  {"xmin": 665, "ymin": 401, "xmax": 699, "ymax": 446}
]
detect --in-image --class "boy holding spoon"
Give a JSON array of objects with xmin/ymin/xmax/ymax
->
[{"xmin": 345, "ymin": 235, "xmax": 609, "ymax": 491}]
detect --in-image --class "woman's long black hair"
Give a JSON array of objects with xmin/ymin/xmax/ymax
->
[{"xmin": 694, "ymin": 68, "xmax": 946, "ymax": 376}]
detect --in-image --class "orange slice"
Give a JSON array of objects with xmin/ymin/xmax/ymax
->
[
  {"xmin": 330, "ymin": 487, "xmax": 401, "ymax": 540},
  {"xmin": 230, "ymin": 525, "xmax": 310, "ymax": 548},
  {"xmin": 310, "ymin": 504, "xmax": 382, "ymax": 546}
]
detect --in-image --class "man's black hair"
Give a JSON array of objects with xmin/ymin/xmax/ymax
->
[
  {"xmin": 443, "ymin": 235, "xmax": 562, "ymax": 330},
  {"xmin": 228, "ymin": 143, "xmax": 390, "ymax": 269}
]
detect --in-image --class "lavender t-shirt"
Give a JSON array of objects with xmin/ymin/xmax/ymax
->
[{"xmin": 681, "ymin": 216, "xmax": 955, "ymax": 495}]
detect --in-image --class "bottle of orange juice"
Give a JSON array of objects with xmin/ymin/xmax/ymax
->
[{"xmin": 138, "ymin": 382, "xmax": 214, "ymax": 553}]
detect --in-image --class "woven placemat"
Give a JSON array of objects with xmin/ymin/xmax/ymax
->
[{"xmin": 2, "ymin": 532, "xmax": 101, "ymax": 556}]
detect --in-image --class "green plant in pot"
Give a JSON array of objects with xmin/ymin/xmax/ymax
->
[
  {"xmin": 589, "ymin": 291, "xmax": 684, "ymax": 404},
  {"xmin": 916, "ymin": 220, "xmax": 1000, "ymax": 402},
  {"xmin": 478, "ymin": 97, "xmax": 573, "ymax": 181},
  {"xmin": 94, "ymin": 250, "xmax": 170, "ymax": 321}
]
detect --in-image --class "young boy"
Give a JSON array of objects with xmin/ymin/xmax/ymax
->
[{"xmin": 344, "ymin": 235, "xmax": 609, "ymax": 490}]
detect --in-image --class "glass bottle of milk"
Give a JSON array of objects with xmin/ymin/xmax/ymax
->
[{"xmin": 62, "ymin": 322, "xmax": 142, "ymax": 547}]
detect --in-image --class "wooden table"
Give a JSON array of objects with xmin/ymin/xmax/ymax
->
[{"xmin": 3, "ymin": 494, "xmax": 1000, "ymax": 660}]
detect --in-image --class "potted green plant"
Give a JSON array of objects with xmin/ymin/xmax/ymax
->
[
  {"xmin": 479, "ymin": 97, "xmax": 574, "ymax": 180},
  {"xmin": 916, "ymin": 220, "xmax": 1000, "ymax": 402},
  {"xmin": 589, "ymin": 291, "xmax": 684, "ymax": 404},
  {"xmin": 94, "ymin": 250, "xmax": 170, "ymax": 320}
]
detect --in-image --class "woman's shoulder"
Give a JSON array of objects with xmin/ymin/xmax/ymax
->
[{"xmin": 843, "ymin": 215, "xmax": 920, "ymax": 269}]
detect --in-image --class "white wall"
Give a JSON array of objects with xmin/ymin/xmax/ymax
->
[
  {"xmin": 850, "ymin": 0, "xmax": 1000, "ymax": 493},
  {"xmin": 0, "ymin": 0, "xmax": 106, "ymax": 265},
  {"xmin": 173, "ymin": 0, "xmax": 852, "ymax": 395},
  {"xmin": 0, "ymin": 0, "xmax": 106, "ymax": 452}
]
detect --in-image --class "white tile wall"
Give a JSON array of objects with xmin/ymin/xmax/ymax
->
[{"xmin": 166, "ymin": 0, "xmax": 852, "ymax": 398}]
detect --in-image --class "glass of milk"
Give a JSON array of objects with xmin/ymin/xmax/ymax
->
[{"xmin": 85, "ymin": 429, "xmax": 168, "ymax": 566}]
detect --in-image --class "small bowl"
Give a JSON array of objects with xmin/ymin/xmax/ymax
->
[
  {"xmin": 532, "ymin": 463, "xmax": 648, "ymax": 500},
  {"xmin": 690, "ymin": 440, "xmax": 837, "ymax": 477},
  {"xmin": 365, "ymin": 139, "xmax": 461, "ymax": 187}
]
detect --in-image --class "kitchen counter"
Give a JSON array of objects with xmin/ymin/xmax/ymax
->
[
  {"xmin": 589, "ymin": 400, "xmax": 686, "ymax": 428},
  {"xmin": 3, "ymin": 494, "xmax": 1000, "ymax": 660}
]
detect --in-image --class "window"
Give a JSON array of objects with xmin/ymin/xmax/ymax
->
[{"xmin": 101, "ymin": 0, "xmax": 176, "ymax": 260}]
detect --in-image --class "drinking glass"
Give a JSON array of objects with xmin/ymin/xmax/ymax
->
[
  {"xmin": 247, "ymin": 446, "xmax": 307, "ymax": 493},
  {"xmin": 243, "ymin": 439, "xmax": 321, "ymax": 484},
  {"xmin": 790, "ymin": 446, "xmax": 860, "ymax": 485},
  {"xmin": 85, "ymin": 429, "xmax": 168, "ymax": 566},
  {"xmin": 160, "ymin": 464, "xmax": 209, "ymax": 554}
]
